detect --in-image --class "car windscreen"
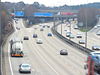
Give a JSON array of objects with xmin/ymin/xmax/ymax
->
[{"xmin": 22, "ymin": 65, "xmax": 30, "ymax": 67}]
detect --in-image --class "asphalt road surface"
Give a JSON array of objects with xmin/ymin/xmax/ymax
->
[
  {"xmin": 3, "ymin": 19, "xmax": 86, "ymax": 75},
  {"xmin": 57, "ymin": 20, "xmax": 100, "ymax": 50}
]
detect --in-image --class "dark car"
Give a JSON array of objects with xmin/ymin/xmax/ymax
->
[
  {"xmin": 60, "ymin": 49, "xmax": 68, "ymax": 55},
  {"xmin": 47, "ymin": 33, "xmax": 52, "ymax": 36},
  {"xmin": 40, "ymin": 28, "xmax": 44, "ymax": 31},
  {"xmin": 43, "ymin": 26, "xmax": 45, "ymax": 28},
  {"xmin": 47, "ymin": 26, "xmax": 50, "ymax": 28},
  {"xmin": 16, "ymin": 27, "xmax": 20, "ymax": 30},
  {"xmin": 23, "ymin": 36, "xmax": 29, "ymax": 40},
  {"xmin": 33, "ymin": 34, "xmax": 38, "ymax": 38}
]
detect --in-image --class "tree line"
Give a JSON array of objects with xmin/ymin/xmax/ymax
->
[
  {"xmin": 1, "ymin": 1, "xmax": 100, "ymax": 29},
  {"xmin": 0, "ymin": 3, "xmax": 13, "ymax": 44}
]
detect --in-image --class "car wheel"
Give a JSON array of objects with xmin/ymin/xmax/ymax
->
[
  {"xmin": 29, "ymin": 71, "xmax": 31, "ymax": 73},
  {"xmin": 19, "ymin": 70, "xmax": 21, "ymax": 73}
]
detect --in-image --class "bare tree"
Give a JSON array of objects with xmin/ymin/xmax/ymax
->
[{"xmin": 78, "ymin": 8, "xmax": 99, "ymax": 28}]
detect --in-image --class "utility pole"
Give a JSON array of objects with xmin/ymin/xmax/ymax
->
[
  {"xmin": 53, "ymin": 15, "xmax": 56, "ymax": 30},
  {"xmin": 0, "ymin": 1, "xmax": 1, "ymax": 44},
  {"xmin": 61, "ymin": 17, "xmax": 63, "ymax": 35},
  {"xmin": 85, "ymin": 1, "xmax": 88, "ymax": 48}
]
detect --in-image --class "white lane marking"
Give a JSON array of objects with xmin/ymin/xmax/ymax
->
[
  {"xmin": 8, "ymin": 20, "xmax": 18, "ymax": 75},
  {"xmin": 8, "ymin": 43, "xmax": 14, "ymax": 75},
  {"xmin": 23, "ymin": 20, "xmax": 59, "ymax": 75},
  {"xmin": 1, "ymin": 20, "xmax": 15, "ymax": 75},
  {"xmin": 35, "ymin": 45, "xmax": 59, "ymax": 75}
]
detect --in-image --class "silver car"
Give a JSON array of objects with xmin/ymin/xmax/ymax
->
[
  {"xmin": 19, "ymin": 64, "xmax": 31, "ymax": 73},
  {"xmin": 79, "ymin": 40, "xmax": 85, "ymax": 44},
  {"xmin": 66, "ymin": 32, "xmax": 71, "ymax": 37},
  {"xmin": 76, "ymin": 33, "xmax": 82, "ymax": 38},
  {"xmin": 60, "ymin": 49, "xmax": 68, "ymax": 55},
  {"xmin": 96, "ymin": 32, "xmax": 100, "ymax": 35},
  {"xmin": 92, "ymin": 45, "xmax": 100, "ymax": 50},
  {"xmin": 36, "ymin": 39, "xmax": 43, "ymax": 44}
]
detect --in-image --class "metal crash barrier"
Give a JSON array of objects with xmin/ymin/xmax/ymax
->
[{"xmin": 51, "ymin": 23, "xmax": 93, "ymax": 54}]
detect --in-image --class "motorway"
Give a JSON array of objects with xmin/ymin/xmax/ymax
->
[
  {"xmin": 57, "ymin": 20, "xmax": 100, "ymax": 50},
  {"xmin": 89, "ymin": 18, "xmax": 100, "ymax": 33},
  {"xmin": 3, "ymin": 19, "xmax": 86, "ymax": 75}
]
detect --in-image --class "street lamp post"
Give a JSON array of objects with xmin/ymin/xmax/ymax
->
[
  {"xmin": 85, "ymin": 10, "xmax": 88, "ymax": 48},
  {"xmin": 61, "ymin": 17, "xmax": 63, "ymax": 35},
  {"xmin": 69, "ymin": 18, "xmax": 72, "ymax": 40},
  {"xmin": 53, "ymin": 15, "xmax": 56, "ymax": 30},
  {"xmin": 85, "ymin": 1, "xmax": 88, "ymax": 48},
  {"xmin": 70, "ymin": 20, "xmax": 71, "ymax": 34}
]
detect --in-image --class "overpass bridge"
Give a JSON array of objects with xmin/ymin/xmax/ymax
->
[
  {"xmin": 11, "ymin": 9, "xmax": 78, "ymax": 18},
  {"xmin": 11, "ymin": 10, "xmax": 78, "ymax": 24}
]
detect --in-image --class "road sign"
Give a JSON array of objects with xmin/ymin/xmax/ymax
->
[
  {"xmin": 33, "ymin": 12, "xmax": 53, "ymax": 17},
  {"xmin": 14, "ymin": 11, "xmax": 24, "ymax": 16}
]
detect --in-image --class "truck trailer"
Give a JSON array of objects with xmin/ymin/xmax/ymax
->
[{"xmin": 10, "ymin": 38, "xmax": 23, "ymax": 57}]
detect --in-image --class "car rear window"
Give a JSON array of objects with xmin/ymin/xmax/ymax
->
[{"xmin": 22, "ymin": 65, "xmax": 30, "ymax": 67}]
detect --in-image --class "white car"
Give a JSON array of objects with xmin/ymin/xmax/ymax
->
[
  {"xmin": 76, "ymin": 33, "xmax": 82, "ymax": 38},
  {"xmin": 69, "ymin": 34, "xmax": 75, "ymax": 38},
  {"xmin": 36, "ymin": 39, "xmax": 43, "ymax": 44},
  {"xmin": 10, "ymin": 38, "xmax": 23, "ymax": 43},
  {"xmin": 74, "ymin": 25, "xmax": 78, "ymax": 29},
  {"xmin": 79, "ymin": 40, "xmax": 85, "ymax": 44},
  {"xmin": 19, "ymin": 64, "xmax": 31, "ymax": 73},
  {"xmin": 92, "ymin": 45, "xmax": 100, "ymax": 50},
  {"xmin": 96, "ymin": 32, "xmax": 100, "ymax": 35},
  {"xmin": 94, "ymin": 26, "xmax": 98, "ymax": 29},
  {"xmin": 97, "ymin": 25, "xmax": 100, "ymax": 27},
  {"xmin": 66, "ymin": 32, "xmax": 71, "ymax": 37}
]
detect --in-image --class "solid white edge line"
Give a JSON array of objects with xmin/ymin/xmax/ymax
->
[
  {"xmin": 8, "ymin": 41, "xmax": 14, "ymax": 75},
  {"xmin": 8, "ymin": 19, "xmax": 16, "ymax": 75},
  {"xmin": 1, "ymin": 19, "xmax": 17, "ymax": 75}
]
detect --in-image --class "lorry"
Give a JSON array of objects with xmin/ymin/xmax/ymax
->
[
  {"xmin": 10, "ymin": 38, "xmax": 23, "ymax": 57},
  {"xmin": 84, "ymin": 51, "xmax": 100, "ymax": 75}
]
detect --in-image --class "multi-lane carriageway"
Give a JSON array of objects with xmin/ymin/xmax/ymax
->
[
  {"xmin": 57, "ymin": 19, "xmax": 100, "ymax": 50},
  {"xmin": 3, "ymin": 19, "xmax": 86, "ymax": 75}
]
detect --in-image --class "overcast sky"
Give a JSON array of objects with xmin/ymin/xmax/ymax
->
[{"xmin": 2, "ymin": 0, "xmax": 100, "ymax": 7}]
